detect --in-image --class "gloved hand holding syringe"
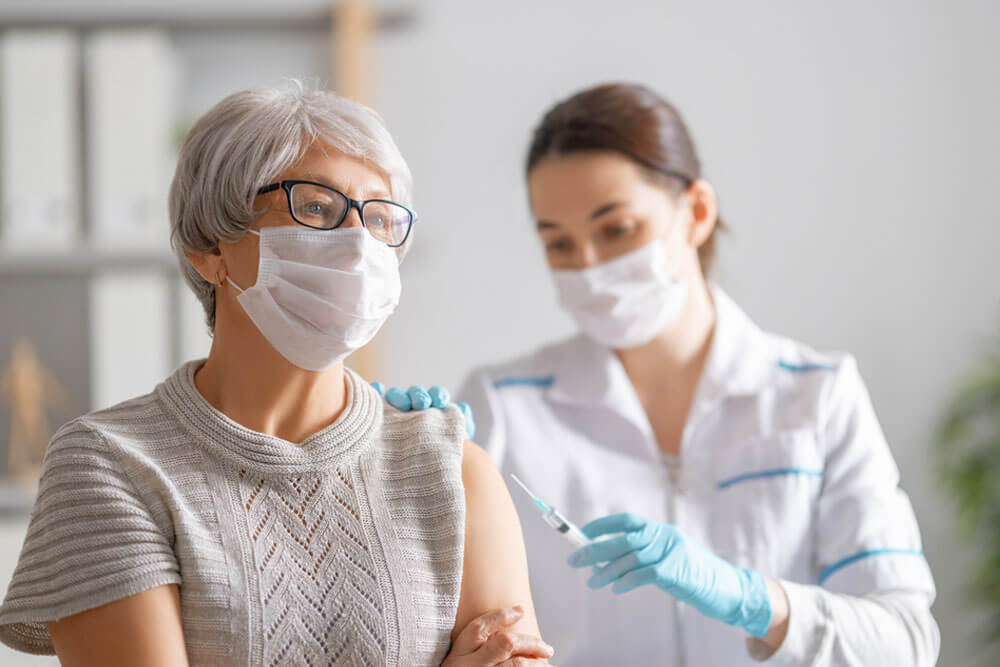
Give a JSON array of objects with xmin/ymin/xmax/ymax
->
[{"xmin": 510, "ymin": 474, "xmax": 590, "ymax": 548}]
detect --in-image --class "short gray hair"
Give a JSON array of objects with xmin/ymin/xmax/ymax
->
[{"xmin": 169, "ymin": 82, "xmax": 413, "ymax": 332}]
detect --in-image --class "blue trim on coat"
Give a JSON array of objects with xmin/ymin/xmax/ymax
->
[
  {"xmin": 492, "ymin": 375, "xmax": 556, "ymax": 389},
  {"xmin": 716, "ymin": 467, "xmax": 824, "ymax": 490},
  {"xmin": 777, "ymin": 360, "xmax": 839, "ymax": 372},
  {"xmin": 818, "ymin": 549, "xmax": 925, "ymax": 585}
]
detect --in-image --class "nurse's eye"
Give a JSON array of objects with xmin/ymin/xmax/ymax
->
[
  {"xmin": 545, "ymin": 238, "xmax": 573, "ymax": 253},
  {"xmin": 601, "ymin": 222, "xmax": 634, "ymax": 241}
]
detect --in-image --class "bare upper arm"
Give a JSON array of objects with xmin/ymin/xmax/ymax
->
[
  {"xmin": 46, "ymin": 584, "xmax": 188, "ymax": 667},
  {"xmin": 453, "ymin": 440, "xmax": 541, "ymax": 642}
]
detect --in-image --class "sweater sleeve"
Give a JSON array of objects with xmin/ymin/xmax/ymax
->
[{"xmin": 0, "ymin": 420, "xmax": 181, "ymax": 655}]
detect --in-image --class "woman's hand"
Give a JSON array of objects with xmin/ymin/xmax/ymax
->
[
  {"xmin": 443, "ymin": 606, "xmax": 555, "ymax": 667},
  {"xmin": 371, "ymin": 382, "xmax": 476, "ymax": 438},
  {"xmin": 568, "ymin": 512, "xmax": 775, "ymax": 638}
]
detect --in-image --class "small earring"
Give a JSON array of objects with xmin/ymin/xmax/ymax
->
[{"xmin": 215, "ymin": 272, "xmax": 223, "ymax": 286}]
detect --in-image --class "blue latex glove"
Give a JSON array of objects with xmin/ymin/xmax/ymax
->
[
  {"xmin": 370, "ymin": 382, "xmax": 476, "ymax": 439},
  {"xmin": 567, "ymin": 513, "xmax": 773, "ymax": 638}
]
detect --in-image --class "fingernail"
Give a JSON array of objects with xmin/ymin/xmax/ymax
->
[{"xmin": 512, "ymin": 604, "xmax": 524, "ymax": 615}]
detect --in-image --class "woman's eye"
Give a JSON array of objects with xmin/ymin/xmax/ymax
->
[
  {"xmin": 546, "ymin": 239, "xmax": 572, "ymax": 253},
  {"xmin": 304, "ymin": 202, "xmax": 327, "ymax": 216},
  {"xmin": 602, "ymin": 224, "xmax": 632, "ymax": 240}
]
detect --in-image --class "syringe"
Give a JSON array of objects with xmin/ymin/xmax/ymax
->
[{"xmin": 510, "ymin": 474, "xmax": 590, "ymax": 548}]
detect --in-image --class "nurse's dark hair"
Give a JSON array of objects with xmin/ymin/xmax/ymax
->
[{"xmin": 526, "ymin": 82, "xmax": 723, "ymax": 275}]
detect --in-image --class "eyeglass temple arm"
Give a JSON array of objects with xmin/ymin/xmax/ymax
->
[{"xmin": 256, "ymin": 183, "xmax": 282, "ymax": 195}]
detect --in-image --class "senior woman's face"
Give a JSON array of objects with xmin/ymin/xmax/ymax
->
[
  {"xmin": 219, "ymin": 142, "xmax": 394, "ymax": 291},
  {"xmin": 528, "ymin": 151, "xmax": 688, "ymax": 272}
]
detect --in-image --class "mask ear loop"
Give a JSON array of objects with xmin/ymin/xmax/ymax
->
[
  {"xmin": 214, "ymin": 226, "xmax": 260, "ymax": 294},
  {"xmin": 217, "ymin": 272, "xmax": 245, "ymax": 295}
]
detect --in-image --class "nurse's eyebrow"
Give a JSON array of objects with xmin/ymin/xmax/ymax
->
[
  {"xmin": 536, "ymin": 201, "xmax": 627, "ymax": 229},
  {"xmin": 589, "ymin": 201, "xmax": 626, "ymax": 219}
]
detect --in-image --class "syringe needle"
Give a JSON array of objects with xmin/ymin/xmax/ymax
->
[
  {"xmin": 509, "ymin": 474, "xmax": 535, "ymax": 499},
  {"xmin": 510, "ymin": 474, "xmax": 550, "ymax": 511}
]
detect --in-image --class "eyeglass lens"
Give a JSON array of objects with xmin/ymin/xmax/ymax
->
[{"xmin": 289, "ymin": 183, "xmax": 411, "ymax": 246}]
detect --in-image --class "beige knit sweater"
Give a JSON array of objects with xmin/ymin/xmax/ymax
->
[{"xmin": 0, "ymin": 361, "xmax": 467, "ymax": 666}]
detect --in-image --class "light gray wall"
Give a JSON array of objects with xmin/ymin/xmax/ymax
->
[
  {"xmin": 0, "ymin": 1, "xmax": 994, "ymax": 664},
  {"xmin": 375, "ymin": 1, "xmax": 999, "ymax": 664}
]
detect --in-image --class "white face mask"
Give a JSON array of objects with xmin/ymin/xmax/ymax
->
[
  {"xmin": 552, "ymin": 239, "xmax": 688, "ymax": 349},
  {"xmin": 225, "ymin": 225, "xmax": 401, "ymax": 371}
]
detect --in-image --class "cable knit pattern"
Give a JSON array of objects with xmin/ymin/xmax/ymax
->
[{"xmin": 0, "ymin": 361, "xmax": 466, "ymax": 666}]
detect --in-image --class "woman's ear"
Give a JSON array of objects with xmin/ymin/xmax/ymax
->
[
  {"xmin": 185, "ymin": 247, "xmax": 226, "ymax": 286},
  {"xmin": 685, "ymin": 179, "xmax": 718, "ymax": 249}
]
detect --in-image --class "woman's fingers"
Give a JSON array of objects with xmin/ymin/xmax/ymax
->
[
  {"xmin": 457, "ymin": 401, "xmax": 477, "ymax": 439},
  {"xmin": 610, "ymin": 563, "xmax": 660, "ymax": 595},
  {"xmin": 429, "ymin": 385, "xmax": 451, "ymax": 408},
  {"xmin": 568, "ymin": 533, "xmax": 642, "ymax": 568},
  {"xmin": 478, "ymin": 631, "xmax": 554, "ymax": 664},
  {"xmin": 586, "ymin": 549, "xmax": 642, "ymax": 589},
  {"xmin": 580, "ymin": 512, "xmax": 647, "ymax": 539},
  {"xmin": 497, "ymin": 659, "xmax": 555, "ymax": 667},
  {"xmin": 570, "ymin": 519, "xmax": 660, "ymax": 568},
  {"xmin": 587, "ymin": 525, "xmax": 669, "ymax": 588},
  {"xmin": 384, "ymin": 387, "xmax": 411, "ymax": 410},
  {"xmin": 408, "ymin": 386, "xmax": 432, "ymax": 409},
  {"xmin": 450, "ymin": 606, "xmax": 524, "ymax": 656}
]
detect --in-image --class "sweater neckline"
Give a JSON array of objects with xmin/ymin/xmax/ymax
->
[{"xmin": 157, "ymin": 360, "xmax": 382, "ymax": 475}]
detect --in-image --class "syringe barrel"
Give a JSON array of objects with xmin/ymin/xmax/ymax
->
[{"xmin": 543, "ymin": 508, "xmax": 590, "ymax": 547}]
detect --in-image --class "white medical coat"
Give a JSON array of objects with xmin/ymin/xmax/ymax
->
[{"xmin": 459, "ymin": 288, "xmax": 938, "ymax": 666}]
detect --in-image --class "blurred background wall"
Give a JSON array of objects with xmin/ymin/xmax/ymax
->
[{"xmin": 1, "ymin": 0, "xmax": 997, "ymax": 664}]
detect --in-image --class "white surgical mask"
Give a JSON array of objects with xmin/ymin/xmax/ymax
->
[
  {"xmin": 552, "ymin": 239, "xmax": 688, "ymax": 349},
  {"xmin": 225, "ymin": 225, "xmax": 401, "ymax": 371}
]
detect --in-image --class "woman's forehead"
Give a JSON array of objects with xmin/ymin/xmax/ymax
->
[
  {"xmin": 529, "ymin": 153, "xmax": 648, "ymax": 223},
  {"xmin": 284, "ymin": 143, "xmax": 391, "ymax": 199}
]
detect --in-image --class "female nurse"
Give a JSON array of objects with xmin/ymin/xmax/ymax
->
[{"xmin": 390, "ymin": 82, "xmax": 939, "ymax": 666}]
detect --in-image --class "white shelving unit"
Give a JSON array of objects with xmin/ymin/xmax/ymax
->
[
  {"xmin": 0, "ymin": 247, "xmax": 178, "ymax": 275},
  {"xmin": 0, "ymin": 6, "xmax": 416, "ymax": 664},
  {"xmin": 0, "ymin": 0, "xmax": 415, "ymax": 268},
  {"xmin": 0, "ymin": 0, "xmax": 415, "ymax": 495}
]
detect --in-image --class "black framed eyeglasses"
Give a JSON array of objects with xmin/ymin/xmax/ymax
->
[{"xmin": 256, "ymin": 179, "xmax": 416, "ymax": 247}]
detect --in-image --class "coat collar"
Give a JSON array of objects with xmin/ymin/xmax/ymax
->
[
  {"xmin": 693, "ymin": 287, "xmax": 776, "ymax": 406},
  {"xmin": 545, "ymin": 286, "xmax": 776, "ymax": 411}
]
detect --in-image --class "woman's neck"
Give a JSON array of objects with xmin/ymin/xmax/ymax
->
[
  {"xmin": 616, "ymin": 278, "xmax": 716, "ymax": 402},
  {"xmin": 193, "ymin": 306, "xmax": 348, "ymax": 445}
]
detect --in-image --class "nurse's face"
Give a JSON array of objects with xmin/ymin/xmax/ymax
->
[{"xmin": 528, "ymin": 151, "xmax": 709, "ymax": 275}]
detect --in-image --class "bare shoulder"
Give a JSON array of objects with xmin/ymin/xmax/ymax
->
[
  {"xmin": 460, "ymin": 440, "xmax": 520, "ymax": 535},
  {"xmin": 461, "ymin": 440, "xmax": 499, "ymax": 483}
]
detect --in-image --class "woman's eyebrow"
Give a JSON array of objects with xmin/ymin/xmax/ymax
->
[
  {"xmin": 359, "ymin": 184, "xmax": 392, "ymax": 199},
  {"xmin": 536, "ymin": 201, "xmax": 626, "ymax": 230},
  {"xmin": 589, "ymin": 201, "xmax": 626, "ymax": 219},
  {"xmin": 300, "ymin": 174, "xmax": 391, "ymax": 200}
]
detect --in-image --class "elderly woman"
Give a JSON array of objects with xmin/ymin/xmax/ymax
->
[{"xmin": 0, "ymin": 86, "xmax": 553, "ymax": 667}]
